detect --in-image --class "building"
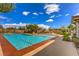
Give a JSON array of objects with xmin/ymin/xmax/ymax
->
[{"xmin": 72, "ymin": 16, "xmax": 79, "ymax": 38}]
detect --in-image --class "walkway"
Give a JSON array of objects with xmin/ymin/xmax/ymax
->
[{"xmin": 34, "ymin": 37, "xmax": 78, "ymax": 56}]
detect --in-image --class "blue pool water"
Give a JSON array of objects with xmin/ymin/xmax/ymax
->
[{"xmin": 3, "ymin": 33, "xmax": 55, "ymax": 50}]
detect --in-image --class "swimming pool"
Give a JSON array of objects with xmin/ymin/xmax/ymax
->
[{"xmin": 3, "ymin": 33, "xmax": 55, "ymax": 50}]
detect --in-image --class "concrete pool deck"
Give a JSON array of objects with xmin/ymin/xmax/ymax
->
[
  {"xmin": 34, "ymin": 36, "xmax": 78, "ymax": 56},
  {"xmin": 0, "ymin": 33, "xmax": 56, "ymax": 56}
]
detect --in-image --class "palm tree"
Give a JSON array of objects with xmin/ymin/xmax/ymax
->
[{"xmin": 0, "ymin": 3, "xmax": 15, "ymax": 13}]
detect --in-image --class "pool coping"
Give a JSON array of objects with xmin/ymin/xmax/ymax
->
[
  {"xmin": 0, "ymin": 33, "xmax": 56, "ymax": 56},
  {"xmin": 23, "ymin": 40, "xmax": 55, "ymax": 56},
  {"xmin": 0, "ymin": 43, "xmax": 3, "ymax": 56}
]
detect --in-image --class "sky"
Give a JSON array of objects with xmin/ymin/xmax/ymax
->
[{"xmin": 0, "ymin": 3, "xmax": 79, "ymax": 29}]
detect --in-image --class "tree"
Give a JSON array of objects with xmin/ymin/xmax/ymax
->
[
  {"xmin": 6, "ymin": 27, "xmax": 15, "ymax": 33},
  {"xmin": 68, "ymin": 24, "xmax": 76, "ymax": 40},
  {"xmin": 60, "ymin": 27, "xmax": 66, "ymax": 32},
  {"xmin": 49, "ymin": 28, "xmax": 53, "ymax": 31},
  {"xmin": 18, "ymin": 26, "xmax": 25, "ymax": 30},
  {"xmin": 0, "ymin": 3, "xmax": 15, "ymax": 13},
  {"xmin": 68, "ymin": 24, "xmax": 75, "ymax": 30},
  {"xmin": 60, "ymin": 24, "xmax": 76, "ymax": 41},
  {"xmin": 26, "ymin": 24, "xmax": 39, "ymax": 33}
]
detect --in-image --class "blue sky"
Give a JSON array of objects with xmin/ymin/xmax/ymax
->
[{"xmin": 0, "ymin": 3, "xmax": 79, "ymax": 28}]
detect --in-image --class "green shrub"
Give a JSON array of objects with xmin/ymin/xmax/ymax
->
[{"xmin": 63, "ymin": 32, "xmax": 70, "ymax": 41}]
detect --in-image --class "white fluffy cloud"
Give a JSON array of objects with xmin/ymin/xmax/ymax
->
[
  {"xmin": 65, "ymin": 13, "xmax": 70, "ymax": 16},
  {"xmin": 55, "ymin": 14, "xmax": 62, "ymax": 17},
  {"xmin": 46, "ymin": 19, "xmax": 54, "ymax": 22},
  {"xmin": 74, "ymin": 13, "xmax": 79, "ymax": 16},
  {"xmin": 22, "ymin": 11, "xmax": 30, "ymax": 16},
  {"xmin": 58, "ymin": 14, "xmax": 62, "ymax": 17},
  {"xmin": 50, "ymin": 15, "xmax": 55, "ymax": 18},
  {"xmin": 44, "ymin": 4, "xmax": 60, "ymax": 15},
  {"xmin": 0, "ymin": 16, "xmax": 12, "ymax": 23},
  {"xmin": 0, "ymin": 16, "xmax": 8, "ymax": 19},
  {"xmin": 33, "ymin": 12, "xmax": 39, "ymax": 15},
  {"xmin": 39, "ymin": 12, "xmax": 44, "ymax": 14},
  {"xmin": 38, "ymin": 24, "xmax": 50, "ymax": 29}
]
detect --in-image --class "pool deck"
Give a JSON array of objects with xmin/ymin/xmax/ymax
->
[
  {"xmin": 0, "ymin": 43, "xmax": 3, "ymax": 56},
  {"xmin": 34, "ymin": 36, "xmax": 78, "ymax": 56},
  {"xmin": 0, "ymin": 33, "xmax": 56, "ymax": 56}
]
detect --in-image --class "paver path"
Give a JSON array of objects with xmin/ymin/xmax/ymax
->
[{"xmin": 34, "ymin": 37, "xmax": 78, "ymax": 56}]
